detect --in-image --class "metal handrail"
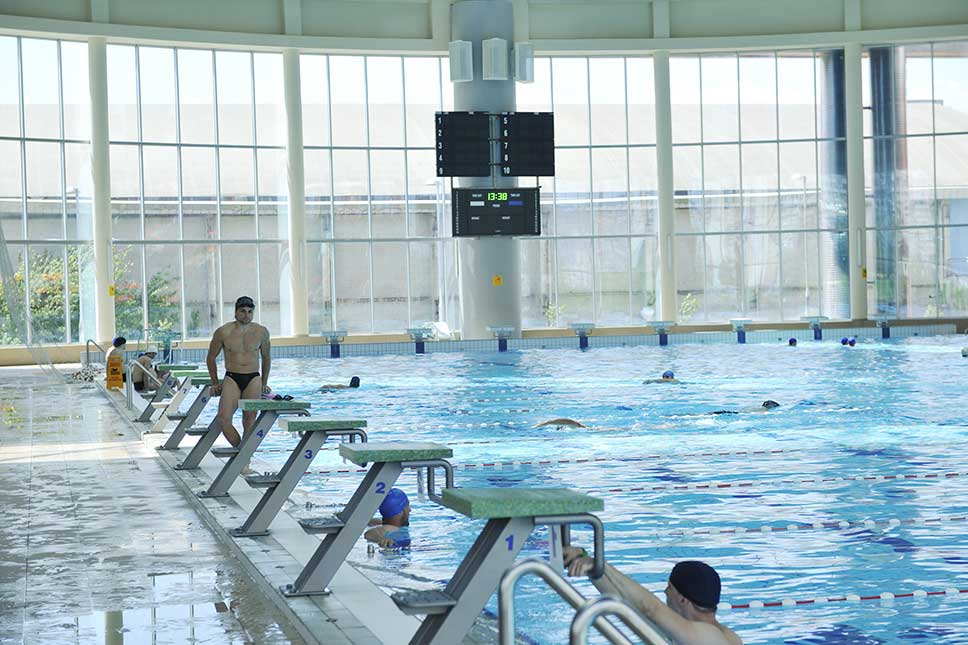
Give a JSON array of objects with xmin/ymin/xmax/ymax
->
[
  {"xmin": 85, "ymin": 339, "xmax": 106, "ymax": 365},
  {"xmin": 125, "ymin": 360, "xmax": 166, "ymax": 411},
  {"xmin": 498, "ymin": 559, "xmax": 632, "ymax": 645},
  {"xmin": 570, "ymin": 596, "xmax": 671, "ymax": 645}
]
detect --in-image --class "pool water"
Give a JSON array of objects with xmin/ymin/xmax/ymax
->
[{"xmin": 206, "ymin": 335, "xmax": 968, "ymax": 644}]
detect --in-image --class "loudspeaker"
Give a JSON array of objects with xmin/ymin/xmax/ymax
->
[
  {"xmin": 514, "ymin": 42, "xmax": 534, "ymax": 83},
  {"xmin": 449, "ymin": 40, "xmax": 473, "ymax": 82},
  {"xmin": 482, "ymin": 38, "xmax": 509, "ymax": 81}
]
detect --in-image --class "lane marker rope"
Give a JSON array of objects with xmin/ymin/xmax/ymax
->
[
  {"xmin": 646, "ymin": 514, "xmax": 968, "ymax": 538},
  {"xmin": 584, "ymin": 470, "xmax": 968, "ymax": 494},
  {"xmin": 720, "ymin": 587, "xmax": 968, "ymax": 610},
  {"xmin": 301, "ymin": 464, "xmax": 968, "ymax": 490}
]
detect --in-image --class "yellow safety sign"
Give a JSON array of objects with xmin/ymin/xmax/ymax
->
[
  {"xmin": 492, "ymin": 275, "xmax": 503, "ymax": 287},
  {"xmin": 106, "ymin": 354, "xmax": 123, "ymax": 390},
  {"xmin": 108, "ymin": 284, "xmax": 116, "ymax": 297}
]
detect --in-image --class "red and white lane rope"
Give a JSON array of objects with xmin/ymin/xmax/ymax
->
[
  {"xmin": 303, "ymin": 464, "xmax": 968, "ymax": 491},
  {"xmin": 584, "ymin": 470, "xmax": 968, "ymax": 494},
  {"xmin": 299, "ymin": 450, "xmax": 793, "ymax": 475},
  {"xmin": 720, "ymin": 587, "xmax": 968, "ymax": 610},
  {"xmin": 646, "ymin": 514, "xmax": 968, "ymax": 538}
]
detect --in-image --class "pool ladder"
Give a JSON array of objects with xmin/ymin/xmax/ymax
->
[{"xmin": 498, "ymin": 558, "xmax": 671, "ymax": 645}]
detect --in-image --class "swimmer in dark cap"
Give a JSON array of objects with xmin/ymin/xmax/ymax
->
[
  {"xmin": 319, "ymin": 375, "xmax": 361, "ymax": 391},
  {"xmin": 710, "ymin": 400, "xmax": 780, "ymax": 415},
  {"xmin": 564, "ymin": 548, "xmax": 742, "ymax": 644}
]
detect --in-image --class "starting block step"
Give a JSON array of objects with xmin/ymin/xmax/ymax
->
[
  {"xmin": 151, "ymin": 400, "xmax": 173, "ymax": 408},
  {"xmin": 168, "ymin": 413, "xmax": 189, "ymax": 421},
  {"xmin": 185, "ymin": 427, "xmax": 210, "ymax": 436},
  {"xmin": 391, "ymin": 590, "xmax": 458, "ymax": 616},
  {"xmin": 211, "ymin": 447, "xmax": 240, "ymax": 458},
  {"xmin": 297, "ymin": 517, "xmax": 346, "ymax": 534},
  {"xmin": 244, "ymin": 473, "xmax": 281, "ymax": 488}
]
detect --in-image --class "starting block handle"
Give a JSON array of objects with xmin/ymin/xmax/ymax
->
[
  {"xmin": 533, "ymin": 513, "xmax": 605, "ymax": 580},
  {"xmin": 402, "ymin": 458, "xmax": 454, "ymax": 504}
]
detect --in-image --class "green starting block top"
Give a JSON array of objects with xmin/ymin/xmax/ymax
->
[
  {"xmin": 279, "ymin": 418, "xmax": 367, "ymax": 431},
  {"xmin": 339, "ymin": 441, "xmax": 452, "ymax": 465},
  {"xmin": 238, "ymin": 399, "xmax": 311, "ymax": 411},
  {"xmin": 190, "ymin": 375, "xmax": 213, "ymax": 385},
  {"xmin": 442, "ymin": 488, "xmax": 604, "ymax": 519},
  {"xmin": 158, "ymin": 364, "xmax": 198, "ymax": 371},
  {"xmin": 170, "ymin": 369, "xmax": 206, "ymax": 377}
]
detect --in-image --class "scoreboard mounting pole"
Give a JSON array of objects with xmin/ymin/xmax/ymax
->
[{"xmin": 450, "ymin": 0, "xmax": 521, "ymax": 342}]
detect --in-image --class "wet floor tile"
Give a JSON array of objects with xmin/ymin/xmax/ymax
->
[{"xmin": 0, "ymin": 377, "xmax": 305, "ymax": 645}]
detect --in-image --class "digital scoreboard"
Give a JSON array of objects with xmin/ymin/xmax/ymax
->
[
  {"xmin": 435, "ymin": 112, "xmax": 490, "ymax": 177},
  {"xmin": 452, "ymin": 187, "xmax": 541, "ymax": 237},
  {"xmin": 499, "ymin": 112, "xmax": 555, "ymax": 177}
]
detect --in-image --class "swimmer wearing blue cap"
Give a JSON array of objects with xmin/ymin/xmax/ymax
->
[
  {"xmin": 365, "ymin": 487, "xmax": 411, "ymax": 548},
  {"xmin": 643, "ymin": 370, "xmax": 679, "ymax": 384},
  {"xmin": 564, "ymin": 547, "xmax": 741, "ymax": 644}
]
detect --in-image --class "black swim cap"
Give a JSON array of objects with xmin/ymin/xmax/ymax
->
[
  {"xmin": 763, "ymin": 400, "xmax": 780, "ymax": 409},
  {"xmin": 235, "ymin": 296, "xmax": 255, "ymax": 310},
  {"xmin": 669, "ymin": 561, "xmax": 721, "ymax": 609},
  {"xmin": 349, "ymin": 376, "xmax": 361, "ymax": 387}
]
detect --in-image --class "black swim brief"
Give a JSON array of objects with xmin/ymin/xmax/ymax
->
[{"xmin": 225, "ymin": 371, "xmax": 261, "ymax": 391}]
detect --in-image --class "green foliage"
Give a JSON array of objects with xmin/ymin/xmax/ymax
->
[
  {"xmin": 0, "ymin": 246, "xmax": 180, "ymax": 346},
  {"xmin": 678, "ymin": 292, "xmax": 700, "ymax": 321}
]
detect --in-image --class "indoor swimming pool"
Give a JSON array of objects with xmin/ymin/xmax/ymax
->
[{"xmin": 203, "ymin": 335, "xmax": 968, "ymax": 643}]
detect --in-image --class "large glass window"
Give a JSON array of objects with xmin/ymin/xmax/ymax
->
[
  {"xmin": 672, "ymin": 49, "xmax": 848, "ymax": 322},
  {"xmin": 863, "ymin": 42, "xmax": 968, "ymax": 318},
  {"xmin": 0, "ymin": 36, "xmax": 92, "ymax": 345},
  {"xmin": 302, "ymin": 54, "xmax": 452, "ymax": 334},
  {"xmin": 108, "ymin": 45, "xmax": 286, "ymax": 338},
  {"xmin": 522, "ymin": 56, "xmax": 658, "ymax": 328}
]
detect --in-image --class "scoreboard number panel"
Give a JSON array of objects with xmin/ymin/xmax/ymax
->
[
  {"xmin": 452, "ymin": 188, "xmax": 541, "ymax": 237},
  {"xmin": 435, "ymin": 112, "xmax": 491, "ymax": 177},
  {"xmin": 499, "ymin": 112, "xmax": 555, "ymax": 177}
]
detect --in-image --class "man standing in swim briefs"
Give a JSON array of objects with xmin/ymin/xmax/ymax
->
[{"xmin": 207, "ymin": 296, "xmax": 271, "ymax": 448}]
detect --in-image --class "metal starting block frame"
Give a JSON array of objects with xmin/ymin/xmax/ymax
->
[
  {"xmin": 146, "ymin": 370, "xmax": 208, "ymax": 433},
  {"xmin": 397, "ymin": 488, "xmax": 605, "ymax": 645},
  {"xmin": 487, "ymin": 326, "xmax": 515, "ymax": 352},
  {"xmin": 407, "ymin": 327, "xmax": 436, "ymax": 354},
  {"xmin": 190, "ymin": 399, "xmax": 311, "ymax": 497},
  {"xmin": 156, "ymin": 375, "xmax": 213, "ymax": 451},
  {"xmin": 569, "ymin": 323, "xmax": 595, "ymax": 350},
  {"xmin": 321, "ymin": 330, "xmax": 347, "ymax": 358},
  {"xmin": 649, "ymin": 321, "xmax": 674, "ymax": 346},
  {"xmin": 801, "ymin": 315, "xmax": 829, "ymax": 340},
  {"xmin": 230, "ymin": 419, "xmax": 368, "ymax": 538},
  {"xmin": 281, "ymin": 441, "xmax": 454, "ymax": 598},
  {"xmin": 135, "ymin": 363, "xmax": 197, "ymax": 422}
]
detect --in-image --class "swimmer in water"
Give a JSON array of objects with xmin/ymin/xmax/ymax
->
[
  {"xmin": 319, "ymin": 375, "xmax": 361, "ymax": 391},
  {"xmin": 710, "ymin": 400, "xmax": 780, "ymax": 415},
  {"xmin": 534, "ymin": 418, "xmax": 588, "ymax": 430},
  {"xmin": 644, "ymin": 370, "xmax": 678, "ymax": 384},
  {"xmin": 365, "ymin": 487, "xmax": 411, "ymax": 548}
]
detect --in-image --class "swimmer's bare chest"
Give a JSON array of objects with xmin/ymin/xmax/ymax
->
[{"xmin": 221, "ymin": 324, "xmax": 266, "ymax": 372}]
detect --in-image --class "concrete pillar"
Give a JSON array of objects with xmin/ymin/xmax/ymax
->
[
  {"xmin": 653, "ymin": 51, "xmax": 677, "ymax": 321},
  {"xmin": 88, "ymin": 37, "xmax": 116, "ymax": 343},
  {"xmin": 283, "ymin": 49, "xmax": 309, "ymax": 336},
  {"xmin": 844, "ymin": 42, "xmax": 868, "ymax": 318},
  {"xmin": 452, "ymin": 0, "xmax": 520, "ymax": 340},
  {"xmin": 819, "ymin": 50, "xmax": 850, "ymax": 320}
]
